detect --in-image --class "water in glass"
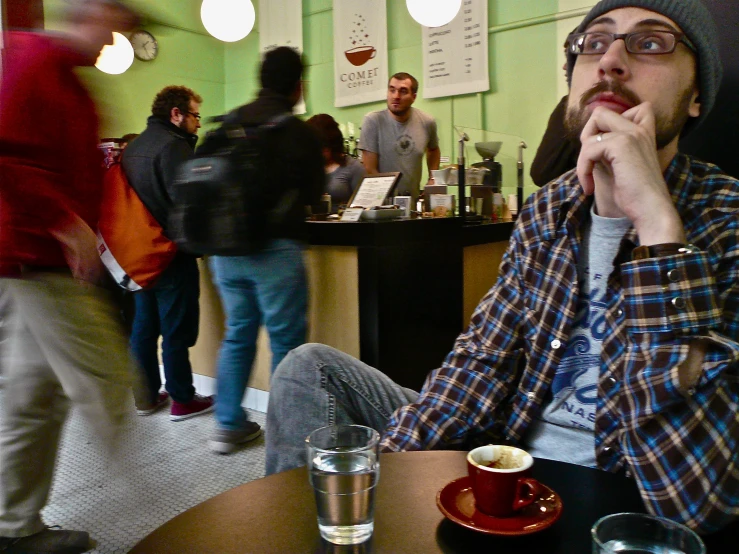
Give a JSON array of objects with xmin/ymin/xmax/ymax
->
[
  {"xmin": 599, "ymin": 539, "xmax": 686, "ymax": 554},
  {"xmin": 310, "ymin": 449, "xmax": 379, "ymax": 545}
]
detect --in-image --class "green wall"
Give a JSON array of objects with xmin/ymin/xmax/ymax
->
[
  {"xmin": 44, "ymin": 0, "xmax": 226, "ymax": 140},
  {"xmin": 223, "ymin": 0, "xmax": 583, "ymax": 196},
  {"xmin": 43, "ymin": 0, "xmax": 596, "ymax": 195}
]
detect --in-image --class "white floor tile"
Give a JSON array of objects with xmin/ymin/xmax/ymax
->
[{"xmin": 0, "ymin": 389, "xmax": 267, "ymax": 554}]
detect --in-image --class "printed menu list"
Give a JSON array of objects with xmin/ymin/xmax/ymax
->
[{"xmin": 422, "ymin": 0, "xmax": 489, "ymax": 99}]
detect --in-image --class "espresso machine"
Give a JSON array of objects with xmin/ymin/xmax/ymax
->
[{"xmin": 472, "ymin": 141, "xmax": 503, "ymax": 192}]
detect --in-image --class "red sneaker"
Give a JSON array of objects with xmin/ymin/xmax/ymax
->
[
  {"xmin": 136, "ymin": 391, "xmax": 170, "ymax": 416},
  {"xmin": 170, "ymin": 394, "xmax": 215, "ymax": 421}
]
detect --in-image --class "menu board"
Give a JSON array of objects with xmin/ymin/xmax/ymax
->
[
  {"xmin": 422, "ymin": 0, "xmax": 489, "ymax": 99},
  {"xmin": 348, "ymin": 173, "xmax": 401, "ymax": 209}
]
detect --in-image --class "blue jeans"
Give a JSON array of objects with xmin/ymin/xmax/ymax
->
[
  {"xmin": 210, "ymin": 239, "xmax": 308, "ymax": 432},
  {"xmin": 265, "ymin": 343, "xmax": 418, "ymax": 475},
  {"xmin": 130, "ymin": 253, "xmax": 199, "ymax": 404}
]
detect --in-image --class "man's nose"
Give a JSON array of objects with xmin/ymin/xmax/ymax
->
[{"xmin": 598, "ymin": 38, "xmax": 631, "ymax": 80}]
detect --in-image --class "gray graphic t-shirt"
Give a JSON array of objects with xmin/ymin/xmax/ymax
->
[
  {"xmin": 359, "ymin": 108, "xmax": 439, "ymax": 200},
  {"xmin": 326, "ymin": 156, "xmax": 365, "ymax": 209},
  {"xmin": 524, "ymin": 208, "xmax": 631, "ymax": 467}
]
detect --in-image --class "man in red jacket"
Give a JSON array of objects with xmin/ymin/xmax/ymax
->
[{"xmin": 0, "ymin": 2, "xmax": 139, "ymax": 552}]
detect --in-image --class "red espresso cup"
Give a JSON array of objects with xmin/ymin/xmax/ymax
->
[{"xmin": 466, "ymin": 445, "xmax": 542, "ymax": 517}]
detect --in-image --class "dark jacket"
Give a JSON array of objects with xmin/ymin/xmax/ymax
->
[
  {"xmin": 530, "ymin": 95, "xmax": 580, "ymax": 187},
  {"xmin": 211, "ymin": 90, "xmax": 324, "ymax": 241},
  {"xmin": 122, "ymin": 116, "xmax": 198, "ymax": 237}
]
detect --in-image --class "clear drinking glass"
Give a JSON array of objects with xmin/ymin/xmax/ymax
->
[
  {"xmin": 306, "ymin": 425, "xmax": 381, "ymax": 545},
  {"xmin": 592, "ymin": 512, "xmax": 706, "ymax": 554}
]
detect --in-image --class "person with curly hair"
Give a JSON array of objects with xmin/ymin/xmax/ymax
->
[{"xmin": 122, "ymin": 85, "xmax": 214, "ymax": 422}]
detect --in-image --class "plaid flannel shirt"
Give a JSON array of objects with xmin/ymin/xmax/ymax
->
[{"xmin": 382, "ymin": 153, "xmax": 739, "ymax": 533}]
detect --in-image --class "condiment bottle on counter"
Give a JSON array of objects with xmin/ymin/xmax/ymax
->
[{"xmin": 321, "ymin": 193, "xmax": 332, "ymax": 214}]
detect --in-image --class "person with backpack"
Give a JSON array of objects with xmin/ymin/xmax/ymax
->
[
  {"xmin": 121, "ymin": 86, "xmax": 215, "ymax": 421},
  {"xmin": 206, "ymin": 46, "xmax": 324, "ymax": 454}
]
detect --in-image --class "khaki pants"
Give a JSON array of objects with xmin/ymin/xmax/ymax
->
[{"xmin": 0, "ymin": 274, "xmax": 134, "ymax": 537}]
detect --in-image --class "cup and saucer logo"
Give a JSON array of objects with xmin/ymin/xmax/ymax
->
[{"xmin": 344, "ymin": 13, "xmax": 376, "ymax": 66}]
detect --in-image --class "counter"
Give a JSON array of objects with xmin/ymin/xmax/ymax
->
[{"xmin": 190, "ymin": 218, "xmax": 514, "ymax": 393}]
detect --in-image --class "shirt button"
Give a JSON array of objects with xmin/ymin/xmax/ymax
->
[
  {"xmin": 671, "ymin": 297, "xmax": 686, "ymax": 310},
  {"xmin": 687, "ymin": 387, "xmax": 696, "ymax": 396},
  {"xmin": 551, "ymin": 339, "xmax": 562, "ymax": 349},
  {"xmin": 616, "ymin": 308, "xmax": 624, "ymax": 317},
  {"xmin": 608, "ymin": 377, "xmax": 617, "ymax": 386},
  {"xmin": 527, "ymin": 392, "xmax": 536, "ymax": 400},
  {"xmin": 603, "ymin": 446, "xmax": 612, "ymax": 453},
  {"xmin": 667, "ymin": 269, "xmax": 682, "ymax": 282}
]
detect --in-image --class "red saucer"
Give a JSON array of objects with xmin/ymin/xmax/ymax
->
[{"xmin": 436, "ymin": 476, "xmax": 563, "ymax": 536}]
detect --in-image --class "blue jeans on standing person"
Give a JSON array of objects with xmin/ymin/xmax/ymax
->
[
  {"xmin": 210, "ymin": 239, "xmax": 308, "ymax": 433},
  {"xmin": 265, "ymin": 343, "xmax": 419, "ymax": 475},
  {"xmin": 130, "ymin": 253, "xmax": 199, "ymax": 404}
]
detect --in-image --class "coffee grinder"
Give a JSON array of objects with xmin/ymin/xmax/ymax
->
[{"xmin": 472, "ymin": 141, "xmax": 503, "ymax": 192}]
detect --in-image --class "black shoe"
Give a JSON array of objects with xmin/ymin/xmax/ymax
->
[{"xmin": 0, "ymin": 528, "xmax": 90, "ymax": 554}]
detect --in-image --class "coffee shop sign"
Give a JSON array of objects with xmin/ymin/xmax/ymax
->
[{"xmin": 341, "ymin": 67, "xmax": 379, "ymax": 89}]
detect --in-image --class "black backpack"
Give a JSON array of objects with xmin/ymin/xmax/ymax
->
[{"xmin": 168, "ymin": 112, "xmax": 298, "ymax": 256}]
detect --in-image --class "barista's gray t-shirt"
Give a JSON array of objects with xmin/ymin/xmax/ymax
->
[
  {"xmin": 524, "ymin": 208, "xmax": 631, "ymax": 467},
  {"xmin": 360, "ymin": 108, "xmax": 439, "ymax": 200}
]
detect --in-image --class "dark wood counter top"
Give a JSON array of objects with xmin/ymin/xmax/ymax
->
[{"xmin": 305, "ymin": 217, "xmax": 513, "ymax": 248}]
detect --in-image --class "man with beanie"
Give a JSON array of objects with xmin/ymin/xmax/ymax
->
[
  {"xmin": 207, "ymin": 46, "xmax": 324, "ymax": 454},
  {"xmin": 265, "ymin": 0, "xmax": 739, "ymax": 535},
  {"xmin": 0, "ymin": 1, "xmax": 140, "ymax": 552}
]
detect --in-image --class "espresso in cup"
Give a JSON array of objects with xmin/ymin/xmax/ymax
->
[{"xmin": 467, "ymin": 445, "xmax": 542, "ymax": 517}]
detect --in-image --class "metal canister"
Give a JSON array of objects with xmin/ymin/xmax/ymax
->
[{"xmin": 321, "ymin": 193, "xmax": 332, "ymax": 214}]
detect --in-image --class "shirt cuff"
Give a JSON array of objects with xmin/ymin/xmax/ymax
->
[{"xmin": 621, "ymin": 251, "xmax": 721, "ymax": 335}]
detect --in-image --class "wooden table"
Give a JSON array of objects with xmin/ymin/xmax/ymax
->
[{"xmin": 129, "ymin": 451, "xmax": 735, "ymax": 553}]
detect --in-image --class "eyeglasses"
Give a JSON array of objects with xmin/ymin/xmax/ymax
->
[
  {"xmin": 568, "ymin": 30, "xmax": 695, "ymax": 56},
  {"xmin": 185, "ymin": 111, "xmax": 201, "ymax": 121}
]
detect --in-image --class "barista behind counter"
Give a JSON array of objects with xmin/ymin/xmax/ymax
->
[
  {"xmin": 307, "ymin": 113, "xmax": 365, "ymax": 211},
  {"xmin": 360, "ymin": 72, "xmax": 440, "ymax": 202}
]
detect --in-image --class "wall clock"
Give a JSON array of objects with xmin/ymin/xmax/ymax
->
[{"xmin": 130, "ymin": 30, "xmax": 158, "ymax": 62}]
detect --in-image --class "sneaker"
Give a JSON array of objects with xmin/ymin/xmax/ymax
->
[
  {"xmin": 135, "ymin": 391, "xmax": 170, "ymax": 416},
  {"xmin": 170, "ymin": 394, "xmax": 215, "ymax": 421},
  {"xmin": 0, "ymin": 528, "xmax": 90, "ymax": 554},
  {"xmin": 209, "ymin": 422, "xmax": 262, "ymax": 454}
]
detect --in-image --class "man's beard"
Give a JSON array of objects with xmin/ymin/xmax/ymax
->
[
  {"xmin": 564, "ymin": 80, "xmax": 694, "ymax": 150},
  {"xmin": 388, "ymin": 103, "xmax": 411, "ymax": 118}
]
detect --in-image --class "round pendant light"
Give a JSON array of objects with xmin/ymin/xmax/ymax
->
[
  {"xmin": 201, "ymin": 0, "xmax": 256, "ymax": 42},
  {"xmin": 95, "ymin": 32, "xmax": 134, "ymax": 75},
  {"xmin": 406, "ymin": 0, "xmax": 462, "ymax": 28}
]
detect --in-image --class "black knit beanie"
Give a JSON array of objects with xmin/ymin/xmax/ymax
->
[{"xmin": 566, "ymin": 0, "xmax": 723, "ymax": 134}]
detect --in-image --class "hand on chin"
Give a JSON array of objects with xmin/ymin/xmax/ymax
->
[{"xmin": 577, "ymin": 103, "xmax": 671, "ymax": 224}]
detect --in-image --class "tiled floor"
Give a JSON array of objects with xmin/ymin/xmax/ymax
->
[{"xmin": 0, "ymin": 388, "xmax": 267, "ymax": 554}]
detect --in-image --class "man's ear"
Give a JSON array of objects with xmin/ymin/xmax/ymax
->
[
  {"xmin": 688, "ymin": 88, "xmax": 701, "ymax": 119},
  {"xmin": 170, "ymin": 106, "xmax": 183, "ymax": 125}
]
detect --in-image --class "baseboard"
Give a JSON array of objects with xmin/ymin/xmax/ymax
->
[{"xmin": 160, "ymin": 366, "xmax": 269, "ymax": 414}]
